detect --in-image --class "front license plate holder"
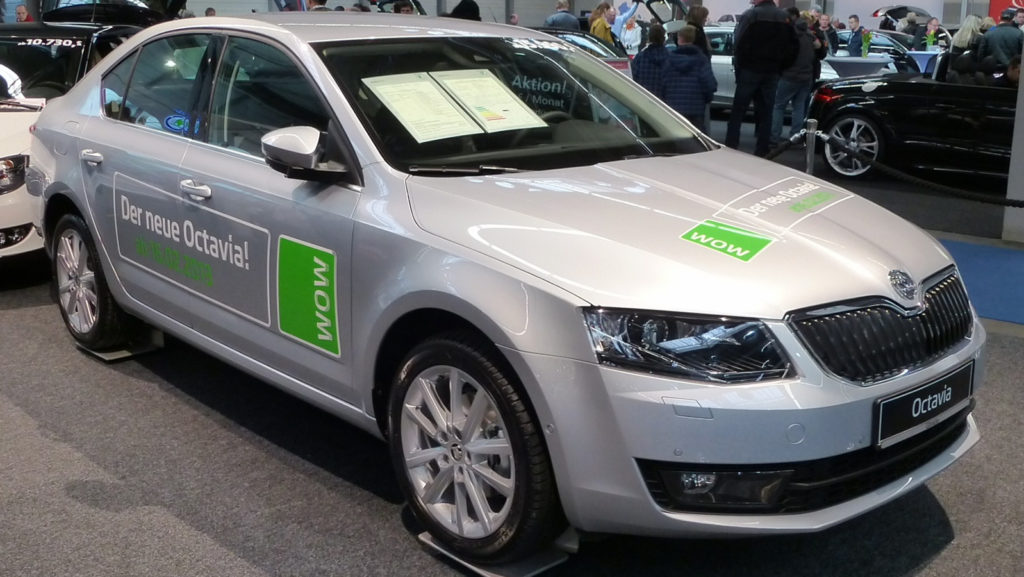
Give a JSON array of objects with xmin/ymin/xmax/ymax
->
[{"xmin": 875, "ymin": 362, "xmax": 974, "ymax": 449}]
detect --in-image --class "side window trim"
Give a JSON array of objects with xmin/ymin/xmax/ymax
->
[{"xmin": 205, "ymin": 32, "xmax": 363, "ymax": 186}]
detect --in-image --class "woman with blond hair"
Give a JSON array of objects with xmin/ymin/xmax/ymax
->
[{"xmin": 950, "ymin": 14, "xmax": 984, "ymax": 56}]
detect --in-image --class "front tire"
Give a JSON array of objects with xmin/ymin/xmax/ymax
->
[
  {"xmin": 52, "ymin": 213, "xmax": 131, "ymax": 351},
  {"xmin": 388, "ymin": 332, "xmax": 561, "ymax": 564},
  {"xmin": 823, "ymin": 114, "xmax": 885, "ymax": 178}
]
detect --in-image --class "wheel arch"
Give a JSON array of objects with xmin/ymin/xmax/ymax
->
[{"xmin": 42, "ymin": 189, "xmax": 86, "ymax": 256}]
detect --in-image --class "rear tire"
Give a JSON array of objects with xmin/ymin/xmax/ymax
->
[
  {"xmin": 823, "ymin": 114, "xmax": 885, "ymax": 178},
  {"xmin": 51, "ymin": 213, "xmax": 131, "ymax": 351},
  {"xmin": 388, "ymin": 331, "xmax": 562, "ymax": 564}
]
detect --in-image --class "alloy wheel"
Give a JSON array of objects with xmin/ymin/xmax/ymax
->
[
  {"xmin": 55, "ymin": 227, "xmax": 99, "ymax": 335},
  {"xmin": 399, "ymin": 364, "xmax": 515, "ymax": 539},
  {"xmin": 825, "ymin": 116, "xmax": 882, "ymax": 177}
]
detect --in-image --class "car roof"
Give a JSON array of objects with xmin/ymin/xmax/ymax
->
[
  {"xmin": 0, "ymin": 20, "xmax": 119, "ymax": 37},
  {"xmin": 240, "ymin": 12, "xmax": 540, "ymax": 43}
]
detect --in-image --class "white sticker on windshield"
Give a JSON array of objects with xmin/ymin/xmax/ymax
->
[
  {"xmin": 430, "ymin": 69, "xmax": 546, "ymax": 132},
  {"xmin": 363, "ymin": 72, "xmax": 483, "ymax": 143}
]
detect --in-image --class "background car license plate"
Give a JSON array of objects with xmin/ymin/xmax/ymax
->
[{"xmin": 876, "ymin": 362, "xmax": 974, "ymax": 448}]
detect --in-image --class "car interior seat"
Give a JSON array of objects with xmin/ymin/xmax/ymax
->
[{"xmin": 948, "ymin": 53, "xmax": 977, "ymax": 85}]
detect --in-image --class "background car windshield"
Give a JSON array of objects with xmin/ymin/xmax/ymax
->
[
  {"xmin": 0, "ymin": 39, "xmax": 84, "ymax": 99},
  {"xmin": 316, "ymin": 37, "xmax": 707, "ymax": 172}
]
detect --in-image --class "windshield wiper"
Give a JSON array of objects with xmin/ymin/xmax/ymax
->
[
  {"xmin": 407, "ymin": 164, "xmax": 521, "ymax": 175},
  {"xmin": 0, "ymin": 99, "xmax": 44, "ymax": 111}
]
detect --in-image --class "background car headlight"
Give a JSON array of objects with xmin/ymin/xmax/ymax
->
[
  {"xmin": 0, "ymin": 155, "xmax": 28, "ymax": 195},
  {"xmin": 583, "ymin": 308, "xmax": 792, "ymax": 383}
]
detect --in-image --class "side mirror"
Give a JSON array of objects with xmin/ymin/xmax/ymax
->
[
  {"xmin": 261, "ymin": 125, "xmax": 350, "ymax": 181},
  {"xmin": 262, "ymin": 125, "xmax": 322, "ymax": 169}
]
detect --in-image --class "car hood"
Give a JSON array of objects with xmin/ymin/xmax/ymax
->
[{"xmin": 407, "ymin": 148, "xmax": 953, "ymax": 319}]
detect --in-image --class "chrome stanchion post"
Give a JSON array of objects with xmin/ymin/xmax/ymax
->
[{"xmin": 804, "ymin": 118, "xmax": 817, "ymax": 176}]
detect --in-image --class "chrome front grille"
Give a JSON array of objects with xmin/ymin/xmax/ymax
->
[{"xmin": 788, "ymin": 270, "xmax": 973, "ymax": 383}]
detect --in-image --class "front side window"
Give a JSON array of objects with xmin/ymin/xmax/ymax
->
[
  {"xmin": 206, "ymin": 37, "xmax": 331, "ymax": 156},
  {"xmin": 317, "ymin": 36, "xmax": 710, "ymax": 174},
  {"xmin": 104, "ymin": 34, "xmax": 211, "ymax": 134}
]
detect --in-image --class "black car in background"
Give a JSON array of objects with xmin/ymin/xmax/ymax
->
[
  {"xmin": 807, "ymin": 52, "xmax": 1015, "ymax": 182},
  {"xmin": 0, "ymin": 21, "xmax": 141, "ymax": 99}
]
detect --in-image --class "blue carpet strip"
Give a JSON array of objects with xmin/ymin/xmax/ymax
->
[{"xmin": 941, "ymin": 239, "xmax": 1024, "ymax": 326}]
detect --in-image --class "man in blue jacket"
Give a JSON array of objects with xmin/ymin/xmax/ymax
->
[
  {"xmin": 724, "ymin": 0, "xmax": 797, "ymax": 157},
  {"xmin": 543, "ymin": 0, "xmax": 579, "ymax": 30},
  {"xmin": 633, "ymin": 23, "xmax": 717, "ymax": 133},
  {"xmin": 978, "ymin": 10, "xmax": 1024, "ymax": 70}
]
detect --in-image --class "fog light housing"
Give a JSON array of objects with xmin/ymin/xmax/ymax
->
[
  {"xmin": 660, "ymin": 469, "xmax": 793, "ymax": 510},
  {"xmin": 0, "ymin": 224, "xmax": 33, "ymax": 248}
]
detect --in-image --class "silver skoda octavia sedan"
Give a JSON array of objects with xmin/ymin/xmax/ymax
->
[{"xmin": 27, "ymin": 13, "xmax": 983, "ymax": 566}]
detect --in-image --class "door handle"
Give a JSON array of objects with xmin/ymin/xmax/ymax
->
[
  {"xmin": 179, "ymin": 179, "xmax": 212, "ymax": 201},
  {"xmin": 79, "ymin": 149, "xmax": 103, "ymax": 165}
]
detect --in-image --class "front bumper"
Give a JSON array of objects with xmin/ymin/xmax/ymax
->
[
  {"xmin": 512, "ymin": 318, "xmax": 985, "ymax": 538},
  {"xmin": 0, "ymin": 184, "xmax": 44, "ymax": 257}
]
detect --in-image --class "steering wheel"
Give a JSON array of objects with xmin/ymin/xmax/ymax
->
[
  {"xmin": 23, "ymin": 81, "xmax": 67, "ymax": 99},
  {"xmin": 509, "ymin": 110, "xmax": 573, "ymax": 147}
]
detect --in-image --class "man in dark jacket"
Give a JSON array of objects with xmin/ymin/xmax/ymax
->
[
  {"xmin": 814, "ymin": 12, "xmax": 840, "ymax": 55},
  {"xmin": 633, "ymin": 23, "xmax": 717, "ymax": 132},
  {"xmin": 846, "ymin": 14, "xmax": 865, "ymax": 56},
  {"xmin": 543, "ymin": 0, "xmax": 580, "ymax": 30},
  {"xmin": 772, "ymin": 10, "xmax": 822, "ymax": 144},
  {"xmin": 978, "ymin": 10, "xmax": 1024, "ymax": 69},
  {"xmin": 725, "ymin": 0, "xmax": 798, "ymax": 157}
]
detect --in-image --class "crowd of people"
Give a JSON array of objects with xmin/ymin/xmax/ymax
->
[{"xmin": 5, "ymin": 0, "xmax": 1018, "ymax": 133}]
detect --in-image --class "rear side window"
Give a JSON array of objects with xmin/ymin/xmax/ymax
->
[
  {"xmin": 206, "ymin": 37, "xmax": 331, "ymax": 156},
  {"xmin": 102, "ymin": 34, "xmax": 211, "ymax": 134}
]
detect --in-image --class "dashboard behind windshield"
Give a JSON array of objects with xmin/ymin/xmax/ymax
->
[{"xmin": 316, "ymin": 36, "xmax": 710, "ymax": 173}]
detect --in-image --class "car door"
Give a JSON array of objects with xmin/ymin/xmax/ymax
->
[
  {"xmin": 912, "ymin": 81, "xmax": 1016, "ymax": 176},
  {"xmin": 706, "ymin": 28, "xmax": 736, "ymax": 108},
  {"xmin": 176, "ymin": 35, "xmax": 360, "ymax": 401},
  {"xmin": 81, "ymin": 32, "xmax": 213, "ymax": 324}
]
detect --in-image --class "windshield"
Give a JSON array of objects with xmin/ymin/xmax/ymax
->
[
  {"xmin": 316, "ymin": 36, "xmax": 710, "ymax": 173},
  {"xmin": 0, "ymin": 37, "xmax": 85, "ymax": 99}
]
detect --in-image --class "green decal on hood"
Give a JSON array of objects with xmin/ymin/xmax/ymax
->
[{"xmin": 682, "ymin": 220, "xmax": 774, "ymax": 262}]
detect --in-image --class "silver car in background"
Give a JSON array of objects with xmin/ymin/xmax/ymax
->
[{"xmin": 27, "ymin": 13, "xmax": 982, "ymax": 566}]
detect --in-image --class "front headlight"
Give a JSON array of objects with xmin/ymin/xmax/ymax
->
[
  {"xmin": 583, "ymin": 308, "xmax": 792, "ymax": 383},
  {"xmin": 0, "ymin": 155, "xmax": 27, "ymax": 195}
]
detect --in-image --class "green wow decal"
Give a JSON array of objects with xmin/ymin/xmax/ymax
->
[
  {"xmin": 682, "ymin": 220, "xmax": 773, "ymax": 262},
  {"xmin": 277, "ymin": 237, "xmax": 340, "ymax": 356}
]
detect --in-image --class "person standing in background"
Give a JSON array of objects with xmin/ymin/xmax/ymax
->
[
  {"xmin": 544, "ymin": 0, "xmax": 580, "ymax": 30},
  {"xmin": 620, "ymin": 14, "xmax": 642, "ymax": 57},
  {"xmin": 15, "ymin": 3, "xmax": 33, "ymax": 21},
  {"xmin": 772, "ymin": 9, "xmax": 822, "ymax": 146},
  {"xmin": 589, "ymin": 2, "xmax": 615, "ymax": 44},
  {"xmin": 685, "ymin": 5, "xmax": 711, "ymax": 60},
  {"xmin": 846, "ymin": 14, "xmax": 865, "ymax": 56},
  {"xmin": 815, "ymin": 12, "xmax": 839, "ymax": 55},
  {"xmin": 978, "ymin": 10, "xmax": 1024, "ymax": 69},
  {"xmin": 633, "ymin": 23, "xmax": 716, "ymax": 132},
  {"xmin": 950, "ymin": 14, "xmax": 983, "ymax": 56},
  {"xmin": 725, "ymin": 0, "xmax": 797, "ymax": 157}
]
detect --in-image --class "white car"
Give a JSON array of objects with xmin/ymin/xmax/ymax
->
[
  {"xmin": 28, "ymin": 12, "xmax": 983, "ymax": 567},
  {"xmin": 0, "ymin": 19, "xmax": 140, "ymax": 258}
]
